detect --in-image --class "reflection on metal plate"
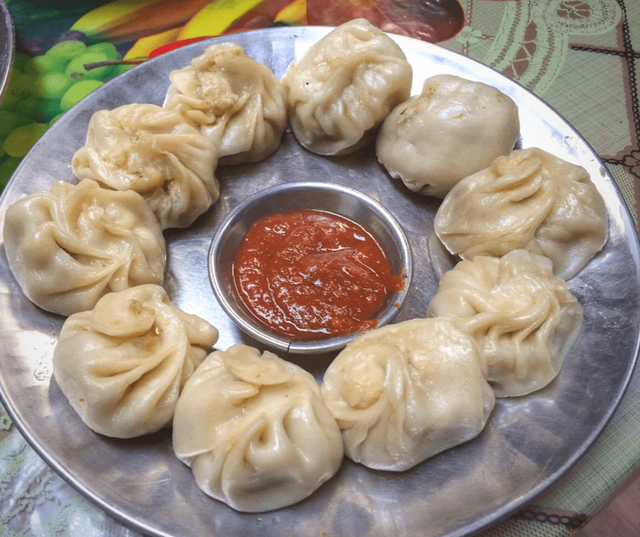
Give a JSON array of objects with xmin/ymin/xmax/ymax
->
[
  {"xmin": 0, "ymin": 0, "xmax": 14, "ymax": 105},
  {"xmin": 0, "ymin": 26, "xmax": 639, "ymax": 537}
]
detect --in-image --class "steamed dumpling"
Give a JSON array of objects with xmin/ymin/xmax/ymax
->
[
  {"xmin": 173, "ymin": 344, "xmax": 344, "ymax": 512},
  {"xmin": 376, "ymin": 74, "xmax": 520, "ymax": 197},
  {"xmin": 282, "ymin": 18, "xmax": 413, "ymax": 156},
  {"xmin": 321, "ymin": 318, "xmax": 494, "ymax": 471},
  {"xmin": 164, "ymin": 42, "xmax": 287, "ymax": 166},
  {"xmin": 72, "ymin": 103, "xmax": 219, "ymax": 229},
  {"xmin": 427, "ymin": 250, "xmax": 583, "ymax": 397},
  {"xmin": 434, "ymin": 147, "xmax": 608, "ymax": 279},
  {"xmin": 52, "ymin": 284, "xmax": 219, "ymax": 438},
  {"xmin": 3, "ymin": 178, "xmax": 166, "ymax": 316}
]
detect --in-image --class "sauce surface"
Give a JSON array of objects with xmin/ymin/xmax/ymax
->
[{"xmin": 233, "ymin": 209, "xmax": 404, "ymax": 340}]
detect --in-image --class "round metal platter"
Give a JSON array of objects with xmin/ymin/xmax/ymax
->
[
  {"xmin": 0, "ymin": 0, "xmax": 14, "ymax": 105},
  {"xmin": 0, "ymin": 26, "xmax": 639, "ymax": 537}
]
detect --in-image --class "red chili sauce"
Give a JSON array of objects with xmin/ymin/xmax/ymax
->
[{"xmin": 233, "ymin": 209, "xmax": 405, "ymax": 340}]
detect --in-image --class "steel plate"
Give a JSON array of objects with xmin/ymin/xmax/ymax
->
[
  {"xmin": 0, "ymin": 26, "xmax": 639, "ymax": 537},
  {"xmin": 0, "ymin": 0, "xmax": 14, "ymax": 105}
]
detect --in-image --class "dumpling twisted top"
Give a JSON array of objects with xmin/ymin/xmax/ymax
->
[
  {"xmin": 427, "ymin": 250, "xmax": 584, "ymax": 397},
  {"xmin": 434, "ymin": 147, "xmax": 608, "ymax": 279},
  {"xmin": 164, "ymin": 42, "xmax": 287, "ymax": 166},
  {"xmin": 72, "ymin": 103, "xmax": 219, "ymax": 229},
  {"xmin": 321, "ymin": 318, "xmax": 494, "ymax": 471},
  {"xmin": 3, "ymin": 178, "xmax": 166, "ymax": 316},
  {"xmin": 282, "ymin": 18, "xmax": 413, "ymax": 156},
  {"xmin": 173, "ymin": 344, "xmax": 344, "ymax": 512},
  {"xmin": 52, "ymin": 284, "xmax": 219, "ymax": 438}
]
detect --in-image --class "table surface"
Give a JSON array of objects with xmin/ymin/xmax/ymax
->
[{"xmin": 0, "ymin": 1, "xmax": 639, "ymax": 536}]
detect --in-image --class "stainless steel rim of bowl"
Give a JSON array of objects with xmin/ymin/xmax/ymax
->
[
  {"xmin": 0, "ymin": 0, "xmax": 15, "ymax": 106},
  {"xmin": 208, "ymin": 181, "xmax": 414, "ymax": 354}
]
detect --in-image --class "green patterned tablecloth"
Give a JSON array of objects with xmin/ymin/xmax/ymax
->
[{"xmin": 1, "ymin": 1, "xmax": 639, "ymax": 536}]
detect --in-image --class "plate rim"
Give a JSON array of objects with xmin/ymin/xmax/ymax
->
[{"xmin": 0, "ymin": 24, "xmax": 639, "ymax": 537}]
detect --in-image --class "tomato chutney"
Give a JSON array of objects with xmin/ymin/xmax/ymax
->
[{"xmin": 233, "ymin": 209, "xmax": 405, "ymax": 340}]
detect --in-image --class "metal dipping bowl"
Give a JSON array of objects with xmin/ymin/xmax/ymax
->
[{"xmin": 208, "ymin": 181, "xmax": 413, "ymax": 354}]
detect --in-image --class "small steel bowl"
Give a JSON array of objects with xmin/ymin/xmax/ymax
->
[{"xmin": 208, "ymin": 181, "xmax": 413, "ymax": 354}]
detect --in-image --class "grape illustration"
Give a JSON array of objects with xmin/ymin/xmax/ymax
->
[
  {"xmin": 0, "ymin": 157, "xmax": 20, "ymax": 188},
  {"xmin": 0, "ymin": 111, "xmax": 30, "ymax": 138},
  {"xmin": 0, "ymin": 38, "xmax": 132, "ymax": 192},
  {"xmin": 25, "ymin": 54, "xmax": 68, "ymax": 77},
  {"xmin": 34, "ymin": 71, "xmax": 74, "ymax": 100},
  {"xmin": 16, "ymin": 96, "xmax": 62, "ymax": 122},
  {"xmin": 3, "ymin": 123, "xmax": 49, "ymax": 158},
  {"xmin": 85, "ymin": 42, "xmax": 121, "ymax": 61},
  {"xmin": 66, "ymin": 51, "xmax": 113, "ymax": 80},
  {"xmin": 60, "ymin": 79, "xmax": 103, "ymax": 111},
  {"xmin": 12, "ymin": 53, "xmax": 31, "ymax": 73},
  {"xmin": 2, "ymin": 71, "xmax": 33, "ymax": 110},
  {"xmin": 44, "ymin": 40, "xmax": 87, "ymax": 62}
]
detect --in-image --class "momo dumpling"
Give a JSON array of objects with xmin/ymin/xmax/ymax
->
[
  {"xmin": 3, "ymin": 179, "xmax": 166, "ymax": 316},
  {"xmin": 72, "ymin": 103, "xmax": 219, "ymax": 229},
  {"xmin": 173, "ymin": 344, "xmax": 343, "ymax": 512},
  {"xmin": 321, "ymin": 318, "xmax": 494, "ymax": 471},
  {"xmin": 163, "ymin": 42, "xmax": 287, "ymax": 166},
  {"xmin": 434, "ymin": 147, "xmax": 608, "ymax": 279},
  {"xmin": 52, "ymin": 284, "xmax": 219, "ymax": 438},
  {"xmin": 376, "ymin": 74, "xmax": 520, "ymax": 197},
  {"xmin": 427, "ymin": 250, "xmax": 583, "ymax": 397},
  {"xmin": 281, "ymin": 18, "xmax": 412, "ymax": 156}
]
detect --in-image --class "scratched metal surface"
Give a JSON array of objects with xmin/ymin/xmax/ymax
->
[{"xmin": 0, "ymin": 26, "xmax": 638, "ymax": 537}]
